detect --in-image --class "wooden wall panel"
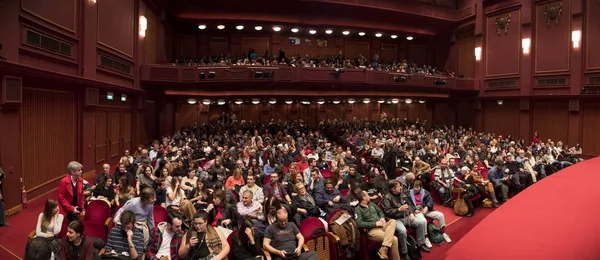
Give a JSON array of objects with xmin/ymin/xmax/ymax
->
[
  {"xmin": 534, "ymin": 0, "xmax": 571, "ymax": 74},
  {"xmin": 457, "ymin": 102, "xmax": 473, "ymax": 128},
  {"xmin": 21, "ymin": 0, "xmax": 77, "ymax": 33},
  {"xmin": 457, "ymin": 34, "xmax": 475, "ymax": 78},
  {"xmin": 434, "ymin": 103, "xmax": 450, "ymax": 126},
  {"xmin": 408, "ymin": 45, "xmax": 426, "ymax": 65},
  {"xmin": 141, "ymin": 3, "xmax": 158, "ymax": 64},
  {"xmin": 380, "ymin": 104, "xmax": 397, "ymax": 118},
  {"xmin": 354, "ymin": 103, "xmax": 370, "ymax": 119},
  {"xmin": 22, "ymin": 89, "xmax": 75, "ymax": 191},
  {"xmin": 328, "ymin": 104, "xmax": 344, "ymax": 120},
  {"xmin": 97, "ymin": 0, "xmax": 134, "ymax": 57},
  {"xmin": 485, "ymin": 9, "xmax": 521, "ymax": 78},
  {"xmin": 585, "ymin": 1, "xmax": 600, "ymax": 71},
  {"xmin": 210, "ymin": 37, "xmax": 229, "ymax": 55},
  {"xmin": 345, "ymin": 42, "xmax": 370, "ymax": 57},
  {"xmin": 175, "ymin": 104, "xmax": 198, "ymax": 131},
  {"xmin": 95, "ymin": 112, "xmax": 107, "ymax": 165},
  {"xmin": 582, "ymin": 103, "xmax": 600, "ymax": 155},
  {"xmin": 408, "ymin": 103, "xmax": 426, "ymax": 120},
  {"xmin": 532, "ymin": 101, "xmax": 569, "ymax": 144},
  {"xmin": 483, "ymin": 101, "xmax": 519, "ymax": 138},
  {"xmin": 242, "ymin": 37, "xmax": 270, "ymax": 56}
]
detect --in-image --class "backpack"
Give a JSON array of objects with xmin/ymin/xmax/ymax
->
[
  {"xmin": 427, "ymin": 223, "xmax": 445, "ymax": 245},
  {"xmin": 406, "ymin": 234, "xmax": 422, "ymax": 260}
]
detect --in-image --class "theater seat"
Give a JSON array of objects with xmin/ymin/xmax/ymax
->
[
  {"xmin": 153, "ymin": 205, "xmax": 168, "ymax": 226},
  {"xmin": 226, "ymin": 229, "xmax": 238, "ymax": 260},
  {"xmin": 321, "ymin": 169, "xmax": 333, "ymax": 179}
]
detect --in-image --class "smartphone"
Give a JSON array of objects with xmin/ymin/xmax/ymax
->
[{"xmin": 191, "ymin": 231, "xmax": 198, "ymax": 238}]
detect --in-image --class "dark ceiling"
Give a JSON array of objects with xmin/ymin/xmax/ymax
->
[{"xmin": 166, "ymin": 0, "xmax": 458, "ymax": 37}]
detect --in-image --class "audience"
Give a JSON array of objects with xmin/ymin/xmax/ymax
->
[
  {"xmin": 355, "ymin": 189, "xmax": 400, "ymax": 260},
  {"xmin": 35, "ymin": 199, "xmax": 63, "ymax": 259},
  {"xmin": 146, "ymin": 211, "xmax": 185, "ymax": 260},
  {"xmin": 263, "ymin": 207, "xmax": 318, "ymax": 260},
  {"xmin": 105, "ymin": 210, "xmax": 144, "ymax": 260},
  {"xmin": 25, "ymin": 237, "xmax": 52, "ymax": 260},
  {"xmin": 0, "ymin": 165, "xmax": 6, "ymax": 228},
  {"xmin": 178, "ymin": 211, "xmax": 230, "ymax": 260},
  {"xmin": 59, "ymin": 220, "xmax": 93, "ymax": 260}
]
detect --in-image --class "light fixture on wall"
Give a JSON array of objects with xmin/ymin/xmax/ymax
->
[
  {"xmin": 419, "ymin": 100, "xmax": 426, "ymax": 104},
  {"xmin": 474, "ymin": 47, "xmax": 482, "ymax": 61},
  {"xmin": 217, "ymin": 100, "xmax": 226, "ymax": 105},
  {"xmin": 269, "ymin": 99, "xmax": 277, "ymax": 104},
  {"xmin": 347, "ymin": 99, "xmax": 356, "ymax": 104},
  {"xmin": 187, "ymin": 99, "xmax": 197, "ymax": 105},
  {"xmin": 358, "ymin": 32, "xmax": 366, "ymax": 36},
  {"xmin": 255, "ymin": 26, "xmax": 263, "ymax": 31},
  {"xmin": 391, "ymin": 99, "xmax": 399, "ymax": 104},
  {"xmin": 139, "ymin": 16, "xmax": 147, "ymax": 37},
  {"xmin": 522, "ymin": 38, "xmax": 531, "ymax": 54},
  {"xmin": 317, "ymin": 100, "xmax": 325, "ymax": 105},
  {"xmin": 202, "ymin": 99, "xmax": 211, "ymax": 105},
  {"xmin": 405, "ymin": 99, "xmax": 413, "ymax": 104},
  {"xmin": 406, "ymin": 36, "xmax": 414, "ymax": 41},
  {"xmin": 198, "ymin": 24, "xmax": 206, "ymax": 30},
  {"xmin": 273, "ymin": 26, "xmax": 282, "ymax": 32},
  {"xmin": 325, "ymin": 29, "xmax": 333, "ymax": 34},
  {"xmin": 236, "ymin": 25, "xmax": 244, "ymax": 30},
  {"xmin": 309, "ymin": 29, "xmax": 317, "ymax": 35},
  {"xmin": 342, "ymin": 30, "xmax": 350, "ymax": 35},
  {"xmin": 107, "ymin": 92, "xmax": 114, "ymax": 100},
  {"xmin": 375, "ymin": 33, "xmax": 383, "ymax": 38},
  {"xmin": 217, "ymin": 25, "xmax": 225, "ymax": 30},
  {"xmin": 378, "ymin": 99, "xmax": 385, "ymax": 103},
  {"xmin": 89, "ymin": 0, "xmax": 96, "ymax": 4},
  {"xmin": 363, "ymin": 99, "xmax": 370, "ymax": 104},
  {"xmin": 285, "ymin": 100, "xmax": 293, "ymax": 104},
  {"xmin": 121, "ymin": 94, "xmax": 127, "ymax": 102},
  {"xmin": 291, "ymin": 28, "xmax": 299, "ymax": 33},
  {"xmin": 333, "ymin": 100, "xmax": 341, "ymax": 104},
  {"xmin": 572, "ymin": 30, "xmax": 581, "ymax": 48},
  {"xmin": 391, "ymin": 35, "xmax": 398, "ymax": 39},
  {"xmin": 497, "ymin": 100, "xmax": 504, "ymax": 105},
  {"xmin": 252, "ymin": 99, "xmax": 260, "ymax": 104},
  {"xmin": 234, "ymin": 99, "xmax": 243, "ymax": 105}
]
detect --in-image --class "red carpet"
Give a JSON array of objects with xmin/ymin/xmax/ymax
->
[{"xmin": 447, "ymin": 158, "xmax": 600, "ymax": 260}]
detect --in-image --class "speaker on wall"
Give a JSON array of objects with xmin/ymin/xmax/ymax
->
[
  {"xmin": 1, "ymin": 76, "xmax": 22, "ymax": 106},
  {"xmin": 569, "ymin": 99, "xmax": 580, "ymax": 112},
  {"xmin": 85, "ymin": 88, "xmax": 99, "ymax": 107},
  {"xmin": 519, "ymin": 99, "xmax": 530, "ymax": 111}
]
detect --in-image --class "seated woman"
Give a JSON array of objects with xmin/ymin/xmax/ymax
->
[
  {"xmin": 188, "ymin": 177, "xmax": 210, "ymax": 211},
  {"xmin": 179, "ymin": 199, "xmax": 195, "ymax": 232},
  {"xmin": 204, "ymin": 189, "xmax": 235, "ymax": 228},
  {"xmin": 263, "ymin": 196, "xmax": 282, "ymax": 226},
  {"xmin": 455, "ymin": 167, "xmax": 478, "ymax": 217},
  {"xmin": 36, "ymin": 199, "xmax": 64, "ymax": 259},
  {"xmin": 232, "ymin": 217, "xmax": 263, "ymax": 260},
  {"xmin": 166, "ymin": 177, "xmax": 186, "ymax": 211},
  {"xmin": 225, "ymin": 167, "xmax": 245, "ymax": 191},
  {"xmin": 291, "ymin": 182, "xmax": 320, "ymax": 226},
  {"xmin": 136, "ymin": 165, "xmax": 157, "ymax": 195},
  {"xmin": 59, "ymin": 220, "xmax": 93, "ymax": 260},
  {"xmin": 178, "ymin": 211, "xmax": 230, "ymax": 260},
  {"xmin": 92, "ymin": 175, "xmax": 115, "ymax": 203},
  {"xmin": 472, "ymin": 166, "xmax": 499, "ymax": 207},
  {"xmin": 181, "ymin": 168, "xmax": 198, "ymax": 197},
  {"xmin": 114, "ymin": 176, "xmax": 135, "ymax": 206}
]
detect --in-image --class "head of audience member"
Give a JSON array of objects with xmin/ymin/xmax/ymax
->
[
  {"xmin": 118, "ymin": 163, "xmax": 127, "ymax": 174},
  {"xmin": 157, "ymin": 178, "xmax": 167, "ymax": 191},
  {"xmin": 238, "ymin": 216, "xmax": 255, "ymax": 245},
  {"xmin": 24, "ymin": 237, "xmax": 52, "ymax": 260},
  {"xmin": 232, "ymin": 168, "xmax": 242, "ymax": 179},
  {"xmin": 120, "ymin": 210, "xmax": 136, "ymax": 234},
  {"xmin": 102, "ymin": 163, "xmax": 110, "ymax": 174},
  {"xmin": 264, "ymin": 196, "xmax": 281, "ymax": 218},
  {"xmin": 192, "ymin": 211, "xmax": 209, "ymax": 233},
  {"xmin": 246, "ymin": 175, "xmax": 256, "ymax": 188},
  {"xmin": 295, "ymin": 183, "xmax": 307, "ymax": 197},
  {"xmin": 348, "ymin": 165, "xmax": 356, "ymax": 176},
  {"xmin": 140, "ymin": 187, "xmax": 157, "ymax": 205},
  {"xmin": 310, "ymin": 169, "xmax": 320, "ymax": 182},
  {"xmin": 212, "ymin": 189, "xmax": 226, "ymax": 207},
  {"xmin": 367, "ymin": 172, "xmax": 377, "ymax": 184},
  {"xmin": 358, "ymin": 190, "xmax": 370, "ymax": 204},
  {"xmin": 388, "ymin": 180, "xmax": 402, "ymax": 195},
  {"xmin": 66, "ymin": 220, "xmax": 84, "ymax": 243},
  {"xmin": 413, "ymin": 180, "xmax": 423, "ymax": 194},
  {"xmin": 270, "ymin": 172, "xmax": 279, "ymax": 185},
  {"xmin": 67, "ymin": 161, "xmax": 83, "ymax": 178},
  {"xmin": 41, "ymin": 199, "xmax": 59, "ymax": 232},
  {"xmin": 276, "ymin": 207, "xmax": 289, "ymax": 228},
  {"xmin": 242, "ymin": 190, "xmax": 253, "ymax": 207},
  {"xmin": 178, "ymin": 200, "xmax": 195, "ymax": 222},
  {"xmin": 324, "ymin": 180, "xmax": 335, "ymax": 194}
]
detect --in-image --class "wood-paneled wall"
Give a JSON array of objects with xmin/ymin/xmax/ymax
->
[{"xmin": 22, "ymin": 89, "xmax": 75, "ymax": 191}]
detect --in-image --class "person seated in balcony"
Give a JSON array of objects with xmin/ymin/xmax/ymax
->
[{"xmin": 407, "ymin": 180, "xmax": 452, "ymax": 247}]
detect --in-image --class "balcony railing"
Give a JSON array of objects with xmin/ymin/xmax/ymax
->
[{"xmin": 140, "ymin": 64, "xmax": 477, "ymax": 90}]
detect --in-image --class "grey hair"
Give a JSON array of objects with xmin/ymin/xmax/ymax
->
[
  {"xmin": 405, "ymin": 172, "xmax": 416, "ymax": 181},
  {"xmin": 67, "ymin": 161, "xmax": 83, "ymax": 172}
]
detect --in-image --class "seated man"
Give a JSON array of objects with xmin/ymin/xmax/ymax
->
[
  {"xmin": 105, "ymin": 210, "xmax": 145, "ymax": 260},
  {"xmin": 237, "ymin": 190, "xmax": 267, "ymax": 235},
  {"xmin": 238, "ymin": 175, "xmax": 265, "ymax": 203},
  {"xmin": 306, "ymin": 168, "xmax": 324, "ymax": 196},
  {"xmin": 24, "ymin": 237, "xmax": 52, "ymax": 260},
  {"xmin": 487, "ymin": 161, "xmax": 510, "ymax": 203},
  {"xmin": 382, "ymin": 180, "xmax": 430, "ymax": 260},
  {"xmin": 113, "ymin": 187, "xmax": 157, "ymax": 243},
  {"xmin": 263, "ymin": 172, "xmax": 292, "ymax": 204},
  {"xmin": 146, "ymin": 211, "xmax": 185, "ymax": 260},
  {"xmin": 315, "ymin": 180, "xmax": 345, "ymax": 214},
  {"xmin": 407, "ymin": 180, "xmax": 452, "ymax": 248},
  {"xmin": 263, "ymin": 207, "xmax": 318, "ymax": 260},
  {"xmin": 433, "ymin": 158, "xmax": 459, "ymax": 206},
  {"xmin": 355, "ymin": 190, "xmax": 400, "ymax": 260}
]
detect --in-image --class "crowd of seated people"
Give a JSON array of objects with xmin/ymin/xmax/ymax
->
[
  {"xmin": 24, "ymin": 116, "xmax": 583, "ymax": 260},
  {"xmin": 173, "ymin": 49, "xmax": 461, "ymax": 77}
]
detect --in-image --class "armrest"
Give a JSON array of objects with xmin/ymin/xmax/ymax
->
[
  {"xmin": 303, "ymin": 244, "xmax": 309, "ymax": 252},
  {"xmin": 28, "ymin": 230, "xmax": 36, "ymax": 239},
  {"xmin": 327, "ymin": 232, "xmax": 340, "ymax": 243},
  {"xmin": 452, "ymin": 188, "xmax": 465, "ymax": 194},
  {"xmin": 104, "ymin": 217, "xmax": 112, "ymax": 227},
  {"xmin": 98, "ymin": 248, "xmax": 105, "ymax": 256},
  {"xmin": 262, "ymin": 248, "xmax": 272, "ymax": 260}
]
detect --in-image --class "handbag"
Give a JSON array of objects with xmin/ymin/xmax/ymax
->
[{"xmin": 453, "ymin": 196, "xmax": 469, "ymax": 216}]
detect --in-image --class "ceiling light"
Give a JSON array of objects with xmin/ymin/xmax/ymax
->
[
  {"xmin": 333, "ymin": 100, "xmax": 340, "ymax": 104},
  {"xmin": 375, "ymin": 33, "xmax": 382, "ymax": 37},
  {"xmin": 202, "ymin": 99, "xmax": 211, "ymax": 105},
  {"xmin": 252, "ymin": 99, "xmax": 260, "ymax": 104},
  {"xmin": 217, "ymin": 100, "xmax": 226, "ymax": 105},
  {"xmin": 405, "ymin": 99, "xmax": 413, "ymax": 104},
  {"xmin": 391, "ymin": 35, "xmax": 398, "ymax": 39},
  {"xmin": 391, "ymin": 99, "xmax": 399, "ymax": 104},
  {"xmin": 255, "ymin": 26, "xmax": 263, "ymax": 31},
  {"xmin": 309, "ymin": 29, "xmax": 317, "ymax": 34},
  {"xmin": 358, "ymin": 32, "xmax": 365, "ymax": 36},
  {"xmin": 325, "ymin": 29, "xmax": 333, "ymax": 34},
  {"xmin": 317, "ymin": 100, "xmax": 325, "ymax": 105},
  {"xmin": 419, "ymin": 100, "xmax": 426, "ymax": 104},
  {"xmin": 342, "ymin": 30, "xmax": 350, "ymax": 35},
  {"xmin": 363, "ymin": 99, "xmax": 370, "ymax": 104},
  {"xmin": 236, "ymin": 25, "xmax": 244, "ymax": 30},
  {"xmin": 187, "ymin": 99, "xmax": 197, "ymax": 105},
  {"xmin": 406, "ymin": 36, "xmax": 414, "ymax": 41},
  {"xmin": 348, "ymin": 99, "xmax": 355, "ymax": 104},
  {"xmin": 273, "ymin": 26, "xmax": 281, "ymax": 32},
  {"xmin": 285, "ymin": 100, "xmax": 293, "ymax": 104},
  {"xmin": 217, "ymin": 25, "xmax": 225, "ymax": 30},
  {"xmin": 269, "ymin": 99, "xmax": 277, "ymax": 104},
  {"xmin": 198, "ymin": 24, "xmax": 206, "ymax": 30},
  {"xmin": 302, "ymin": 101, "xmax": 311, "ymax": 105},
  {"xmin": 291, "ymin": 28, "xmax": 299, "ymax": 33},
  {"xmin": 234, "ymin": 100, "xmax": 243, "ymax": 105},
  {"xmin": 378, "ymin": 99, "xmax": 385, "ymax": 103}
]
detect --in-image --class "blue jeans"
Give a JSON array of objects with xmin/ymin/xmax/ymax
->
[{"xmin": 395, "ymin": 216, "xmax": 427, "ymax": 254}]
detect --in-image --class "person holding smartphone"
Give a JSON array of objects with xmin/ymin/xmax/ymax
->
[
  {"xmin": 178, "ymin": 211, "xmax": 230, "ymax": 260},
  {"xmin": 58, "ymin": 161, "xmax": 85, "ymax": 222}
]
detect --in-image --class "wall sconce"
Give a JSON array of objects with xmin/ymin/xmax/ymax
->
[
  {"xmin": 106, "ymin": 92, "xmax": 114, "ymax": 100},
  {"xmin": 121, "ymin": 94, "xmax": 127, "ymax": 102},
  {"xmin": 187, "ymin": 99, "xmax": 197, "ymax": 105},
  {"xmin": 522, "ymin": 38, "xmax": 531, "ymax": 54},
  {"xmin": 572, "ymin": 30, "xmax": 581, "ymax": 49},
  {"xmin": 89, "ymin": 0, "xmax": 96, "ymax": 3},
  {"xmin": 497, "ymin": 100, "xmax": 503, "ymax": 105},
  {"xmin": 139, "ymin": 16, "xmax": 147, "ymax": 37},
  {"xmin": 474, "ymin": 47, "xmax": 482, "ymax": 61}
]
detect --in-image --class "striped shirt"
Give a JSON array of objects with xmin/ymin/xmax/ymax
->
[{"xmin": 105, "ymin": 226, "xmax": 145, "ymax": 260}]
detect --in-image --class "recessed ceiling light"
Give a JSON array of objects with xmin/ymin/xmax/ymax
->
[
  {"xmin": 309, "ymin": 29, "xmax": 317, "ymax": 34},
  {"xmin": 406, "ymin": 36, "xmax": 414, "ymax": 41},
  {"xmin": 217, "ymin": 25, "xmax": 225, "ymax": 30},
  {"xmin": 252, "ymin": 99, "xmax": 260, "ymax": 104},
  {"xmin": 217, "ymin": 100, "xmax": 226, "ymax": 105},
  {"xmin": 375, "ymin": 33, "xmax": 382, "ymax": 37},
  {"xmin": 255, "ymin": 26, "xmax": 263, "ymax": 31},
  {"xmin": 236, "ymin": 25, "xmax": 244, "ymax": 30},
  {"xmin": 363, "ymin": 99, "xmax": 370, "ymax": 104},
  {"xmin": 391, "ymin": 99, "xmax": 399, "ymax": 104},
  {"xmin": 234, "ymin": 100, "xmax": 243, "ymax": 105},
  {"xmin": 273, "ymin": 26, "xmax": 281, "ymax": 32},
  {"xmin": 378, "ymin": 99, "xmax": 385, "ymax": 103},
  {"xmin": 391, "ymin": 35, "xmax": 398, "ymax": 39},
  {"xmin": 358, "ymin": 32, "xmax": 365, "ymax": 36},
  {"xmin": 342, "ymin": 30, "xmax": 350, "ymax": 35},
  {"xmin": 333, "ymin": 100, "xmax": 341, "ymax": 104},
  {"xmin": 317, "ymin": 100, "xmax": 325, "ymax": 105},
  {"xmin": 291, "ymin": 28, "xmax": 299, "ymax": 33},
  {"xmin": 202, "ymin": 99, "xmax": 211, "ymax": 105},
  {"xmin": 348, "ymin": 99, "xmax": 356, "ymax": 104},
  {"xmin": 325, "ymin": 29, "xmax": 333, "ymax": 34},
  {"xmin": 187, "ymin": 99, "xmax": 197, "ymax": 105},
  {"xmin": 269, "ymin": 99, "xmax": 277, "ymax": 104},
  {"xmin": 285, "ymin": 100, "xmax": 293, "ymax": 104},
  {"xmin": 198, "ymin": 24, "xmax": 206, "ymax": 30},
  {"xmin": 405, "ymin": 99, "xmax": 413, "ymax": 104}
]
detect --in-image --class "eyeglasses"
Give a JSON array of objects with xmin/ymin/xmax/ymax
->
[{"xmin": 193, "ymin": 221, "xmax": 206, "ymax": 226}]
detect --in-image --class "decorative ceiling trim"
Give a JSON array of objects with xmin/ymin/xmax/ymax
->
[
  {"xmin": 544, "ymin": 2, "xmax": 563, "ymax": 26},
  {"xmin": 495, "ymin": 13, "xmax": 511, "ymax": 35}
]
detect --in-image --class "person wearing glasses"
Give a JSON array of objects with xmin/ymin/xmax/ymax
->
[{"xmin": 178, "ymin": 211, "xmax": 230, "ymax": 260}]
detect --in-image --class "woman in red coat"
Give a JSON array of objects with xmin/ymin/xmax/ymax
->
[{"xmin": 58, "ymin": 161, "xmax": 86, "ymax": 222}]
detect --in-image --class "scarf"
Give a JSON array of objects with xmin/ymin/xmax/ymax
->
[{"xmin": 409, "ymin": 189, "xmax": 424, "ymax": 208}]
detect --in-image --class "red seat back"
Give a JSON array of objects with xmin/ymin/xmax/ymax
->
[
  {"xmin": 84, "ymin": 200, "xmax": 111, "ymax": 223},
  {"xmin": 263, "ymin": 175, "xmax": 272, "ymax": 185},
  {"xmin": 326, "ymin": 209, "xmax": 348, "ymax": 223},
  {"xmin": 321, "ymin": 169, "xmax": 333, "ymax": 179},
  {"xmin": 226, "ymin": 229, "xmax": 238, "ymax": 260},
  {"xmin": 339, "ymin": 189, "xmax": 350, "ymax": 200},
  {"xmin": 83, "ymin": 221, "xmax": 107, "ymax": 241},
  {"xmin": 298, "ymin": 217, "xmax": 326, "ymax": 240},
  {"xmin": 153, "ymin": 205, "xmax": 169, "ymax": 226}
]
